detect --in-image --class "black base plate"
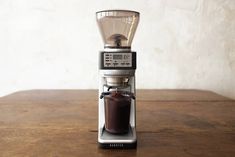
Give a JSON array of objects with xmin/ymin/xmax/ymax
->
[{"xmin": 98, "ymin": 141, "xmax": 137, "ymax": 149}]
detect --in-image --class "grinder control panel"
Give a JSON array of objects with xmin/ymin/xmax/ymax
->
[{"xmin": 103, "ymin": 53, "xmax": 132, "ymax": 67}]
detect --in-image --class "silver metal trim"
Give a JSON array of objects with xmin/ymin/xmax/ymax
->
[
  {"xmin": 100, "ymin": 69, "xmax": 135, "ymax": 77},
  {"xmin": 104, "ymin": 48, "xmax": 131, "ymax": 52},
  {"xmin": 98, "ymin": 127, "xmax": 137, "ymax": 144}
]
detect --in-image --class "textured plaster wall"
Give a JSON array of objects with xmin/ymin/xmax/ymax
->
[{"xmin": 0, "ymin": 0, "xmax": 235, "ymax": 98}]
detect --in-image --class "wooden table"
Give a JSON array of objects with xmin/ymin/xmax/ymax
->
[{"xmin": 0, "ymin": 90, "xmax": 234, "ymax": 157}]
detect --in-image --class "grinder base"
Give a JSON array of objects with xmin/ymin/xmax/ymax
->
[{"xmin": 98, "ymin": 126, "xmax": 137, "ymax": 149}]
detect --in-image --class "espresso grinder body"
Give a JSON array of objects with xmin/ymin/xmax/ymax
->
[{"xmin": 96, "ymin": 10, "xmax": 139, "ymax": 149}]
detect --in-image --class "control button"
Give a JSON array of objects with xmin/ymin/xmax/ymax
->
[
  {"xmin": 113, "ymin": 63, "xmax": 118, "ymax": 66},
  {"xmin": 124, "ymin": 55, "xmax": 129, "ymax": 59},
  {"xmin": 126, "ymin": 63, "xmax": 130, "ymax": 65},
  {"xmin": 121, "ymin": 63, "xmax": 125, "ymax": 65}
]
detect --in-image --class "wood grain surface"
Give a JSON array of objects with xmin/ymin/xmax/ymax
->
[{"xmin": 0, "ymin": 90, "xmax": 234, "ymax": 157}]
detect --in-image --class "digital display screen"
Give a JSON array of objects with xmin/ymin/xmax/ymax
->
[{"xmin": 113, "ymin": 55, "xmax": 122, "ymax": 60}]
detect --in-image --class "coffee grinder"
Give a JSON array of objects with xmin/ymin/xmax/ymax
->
[{"xmin": 96, "ymin": 10, "xmax": 140, "ymax": 148}]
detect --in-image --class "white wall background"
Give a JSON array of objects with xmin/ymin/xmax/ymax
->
[{"xmin": 0, "ymin": 0, "xmax": 235, "ymax": 98}]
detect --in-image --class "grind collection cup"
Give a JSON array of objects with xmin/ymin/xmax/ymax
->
[{"xmin": 100, "ymin": 91, "xmax": 135, "ymax": 134}]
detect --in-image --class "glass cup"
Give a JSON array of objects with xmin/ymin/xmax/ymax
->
[{"xmin": 101, "ymin": 91, "xmax": 135, "ymax": 134}]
